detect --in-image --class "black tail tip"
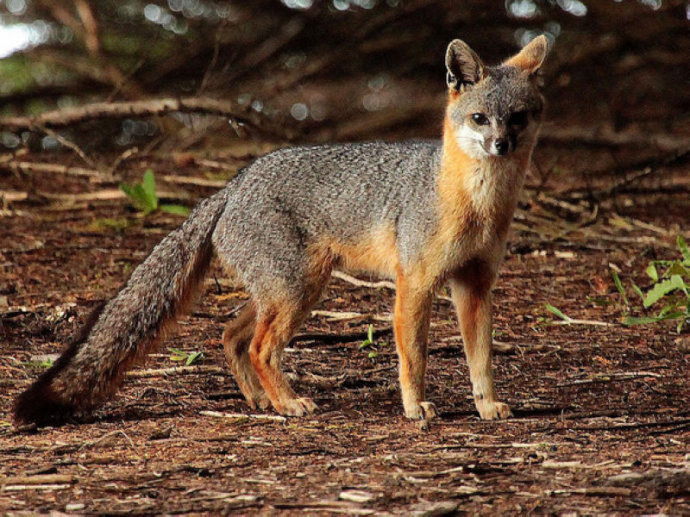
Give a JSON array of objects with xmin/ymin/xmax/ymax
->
[{"xmin": 13, "ymin": 381, "xmax": 77, "ymax": 428}]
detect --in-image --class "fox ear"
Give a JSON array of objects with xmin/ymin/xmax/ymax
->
[
  {"xmin": 445, "ymin": 39, "xmax": 484, "ymax": 91},
  {"xmin": 503, "ymin": 35, "xmax": 549, "ymax": 74}
]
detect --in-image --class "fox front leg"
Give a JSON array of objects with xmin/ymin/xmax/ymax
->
[
  {"xmin": 393, "ymin": 272, "xmax": 437, "ymax": 420},
  {"xmin": 449, "ymin": 261, "xmax": 512, "ymax": 420}
]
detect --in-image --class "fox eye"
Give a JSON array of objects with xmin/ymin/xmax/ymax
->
[
  {"xmin": 508, "ymin": 111, "xmax": 528, "ymax": 127},
  {"xmin": 471, "ymin": 113, "xmax": 489, "ymax": 126}
]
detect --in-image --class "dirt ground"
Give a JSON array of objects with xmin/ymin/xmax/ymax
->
[{"xmin": 0, "ymin": 142, "xmax": 688, "ymax": 515}]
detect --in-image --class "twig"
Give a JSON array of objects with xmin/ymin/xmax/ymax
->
[
  {"xmin": 331, "ymin": 270, "xmax": 396, "ymax": 290},
  {"xmin": 227, "ymin": 17, "xmax": 306, "ymax": 84},
  {"xmin": 546, "ymin": 487, "xmax": 632, "ymax": 497},
  {"xmin": 37, "ymin": 124, "xmax": 97, "ymax": 169},
  {"xmin": 566, "ymin": 149, "xmax": 690, "ymax": 201},
  {"xmin": 311, "ymin": 309, "xmax": 392, "ymax": 322},
  {"xmin": 1, "ymin": 484, "xmax": 71, "ymax": 492},
  {"xmin": 197, "ymin": 21, "xmax": 225, "ymax": 94},
  {"xmin": 200, "ymin": 410, "xmax": 286, "ymax": 422},
  {"xmin": 0, "ymin": 190, "xmax": 28, "ymax": 203},
  {"xmin": 435, "ymin": 441, "xmax": 562, "ymax": 450},
  {"xmin": 80, "ymin": 429, "xmax": 136, "ymax": 450},
  {"xmin": 0, "ymin": 160, "xmax": 111, "ymax": 182},
  {"xmin": 550, "ymin": 318, "xmax": 612, "ymax": 327},
  {"xmin": 161, "ymin": 174, "xmax": 226, "ymax": 188},
  {"xmin": 126, "ymin": 365, "xmax": 226, "ymax": 378},
  {"xmin": 0, "ymin": 474, "xmax": 76, "ymax": 486},
  {"xmin": 567, "ymin": 418, "xmax": 690, "ymax": 432},
  {"xmin": 291, "ymin": 326, "xmax": 393, "ymax": 345},
  {"xmin": 74, "ymin": 0, "xmax": 101, "ymax": 55},
  {"xmin": 557, "ymin": 371, "xmax": 663, "ymax": 387},
  {"xmin": 108, "ymin": 146, "xmax": 139, "ymax": 176},
  {"xmin": 34, "ymin": 188, "xmax": 189, "ymax": 203}
]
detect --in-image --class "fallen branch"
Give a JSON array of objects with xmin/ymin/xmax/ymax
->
[
  {"xmin": 568, "ymin": 417, "xmax": 690, "ymax": 432},
  {"xmin": 200, "ymin": 410, "xmax": 286, "ymax": 422},
  {"xmin": 0, "ymin": 160, "xmax": 111, "ymax": 182},
  {"xmin": 80, "ymin": 429, "xmax": 136, "ymax": 450},
  {"xmin": 161, "ymin": 174, "xmax": 227, "ymax": 188},
  {"xmin": 36, "ymin": 187, "xmax": 190, "ymax": 203},
  {"xmin": 557, "ymin": 371, "xmax": 663, "ymax": 387},
  {"xmin": 291, "ymin": 326, "xmax": 393, "ymax": 345},
  {"xmin": 0, "ymin": 190, "xmax": 28, "ymax": 203},
  {"xmin": 1, "ymin": 484, "xmax": 71, "ymax": 492},
  {"xmin": 0, "ymin": 97, "xmax": 283, "ymax": 138},
  {"xmin": 546, "ymin": 487, "xmax": 632, "ymax": 497},
  {"xmin": 126, "ymin": 365, "xmax": 226, "ymax": 378},
  {"xmin": 0, "ymin": 474, "xmax": 76, "ymax": 486},
  {"xmin": 436, "ymin": 441, "xmax": 562, "ymax": 450},
  {"xmin": 331, "ymin": 270, "xmax": 396, "ymax": 290},
  {"xmin": 311, "ymin": 309, "xmax": 392, "ymax": 322},
  {"xmin": 550, "ymin": 318, "xmax": 612, "ymax": 327},
  {"xmin": 331, "ymin": 270, "xmax": 453, "ymax": 302}
]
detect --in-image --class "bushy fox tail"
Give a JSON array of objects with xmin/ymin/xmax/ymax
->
[{"xmin": 13, "ymin": 189, "xmax": 228, "ymax": 426}]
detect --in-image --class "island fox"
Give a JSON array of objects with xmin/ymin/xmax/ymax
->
[{"xmin": 14, "ymin": 35, "xmax": 549, "ymax": 426}]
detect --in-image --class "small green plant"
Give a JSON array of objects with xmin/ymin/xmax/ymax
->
[
  {"xmin": 88, "ymin": 217, "xmax": 136, "ymax": 233},
  {"xmin": 119, "ymin": 169, "xmax": 189, "ymax": 216},
  {"xmin": 613, "ymin": 235, "xmax": 689, "ymax": 332},
  {"xmin": 23, "ymin": 357, "xmax": 54, "ymax": 369},
  {"xmin": 359, "ymin": 324, "xmax": 381, "ymax": 359},
  {"xmin": 168, "ymin": 347, "xmax": 204, "ymax": 366},
  {"xmin": 544, "ymin": 303, "xmax": 572, "ymax": 323}
]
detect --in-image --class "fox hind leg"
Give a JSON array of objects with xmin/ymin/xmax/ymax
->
[
  {"xmin": 249, "ymin": 301, "xmax": 318, "ymax": 416},
  {"xmin": 248, "ymin": 264, "xmax": 331, "ymax": 417},
  {"xmin": 222, "ymin": 304, "xmax": 270, "ymax": 409}
]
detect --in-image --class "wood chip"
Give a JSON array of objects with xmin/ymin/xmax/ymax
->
[{"xmin": 338, "ymin": 490, "xmax": 376, "ymax": 503}]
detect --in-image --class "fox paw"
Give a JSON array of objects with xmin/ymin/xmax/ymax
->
[
  {"xmin": 277, "ymin": 397, "xmax": 318, "ymax": 417},
  {"xmin": 476, "ymin": 400, "xmax": 512, "ymax": 420},
  {"xmin": 404, "ymin": 401, "xmax": 438, "ymax": 420},
  {"xmin": 246, "ymin": 392, "xmax": 271, "ymax": 410}
]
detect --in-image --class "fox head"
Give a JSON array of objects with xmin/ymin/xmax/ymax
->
[{"xmin": 444, "ymin": 35, "xmax": 549, "ymax": 159}]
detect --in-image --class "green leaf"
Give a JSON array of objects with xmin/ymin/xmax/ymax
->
[
  {"xmin": 141, "ymin": 169, "xmax": 159, "ymax": 211},
  {"xmin": 160, "ymin": 204, "xmax": 190, "ymax": 216},
  {"xmin": 185, "ymin": 351, "xmax": 203, "ymax": 366},
  {"xmin": 89, "ymin": 217, "xmax": 134, "ymax": 233},
  {"xmin": 667, "ymin": 262, "xmax": 690, "ymax": 279},
  {"xmin": 168, "ymin": 347, "xmax": 203, "ymax": 365},
  {"xmin": 367, "ymin": 351, "xmax": 378, "ymax": 359},
  {"xmin": 645, "ymin": 263, "xmax": 658, "ymax": 282},
  {"xmin": 643, "ymin": 275, "xmax": 685, "ymax": 308},
  {"xmin": 678, "ymin": 235, "xmax": 690, "ymax": 263},
  {"xmin": 119, "ymin": 182, "xmax": 156, "ymax": 213},
  {"xmin": 360, "ymin": 324, "xmax": 375, "ymax": 349},
  {"xmin": 631, "ymin": 282, "xmax": 645, "ymax": 301},
  {"xmin": 169, "ymin": 347, "xmax": 187, "ymax": 362},
  {"xmin": 611, "ymin": 270, "xmax": 628, "ymax": 305},
  {"xmin": 545, "ymin": 304, "xmax": 571, "ymax": 323},
  {"xmin": 624, "ymin": 315, "xmax": 663, "ymax": 326},
  {"xmin": 119, "ymin": 170, "xmax": 162, "ymax": 214}
]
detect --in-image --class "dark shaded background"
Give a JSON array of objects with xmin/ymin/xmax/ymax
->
[{"xmin": 1, "ymin": 0, "xmax": 688, "ymax": 149}]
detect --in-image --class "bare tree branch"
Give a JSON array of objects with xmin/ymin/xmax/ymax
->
[{"xmin": 0, "ymin": 97, "xmax": 289, "ymax": 139}]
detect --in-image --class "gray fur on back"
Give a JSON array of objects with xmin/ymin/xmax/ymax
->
[{"xmin": 212, "ymin": 141, "xmax": 442, "ymax": 298}]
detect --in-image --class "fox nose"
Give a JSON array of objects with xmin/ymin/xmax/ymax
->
[{"xmin": 493, "ymin": 138, "xmax": 509, "ymax": 155}]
